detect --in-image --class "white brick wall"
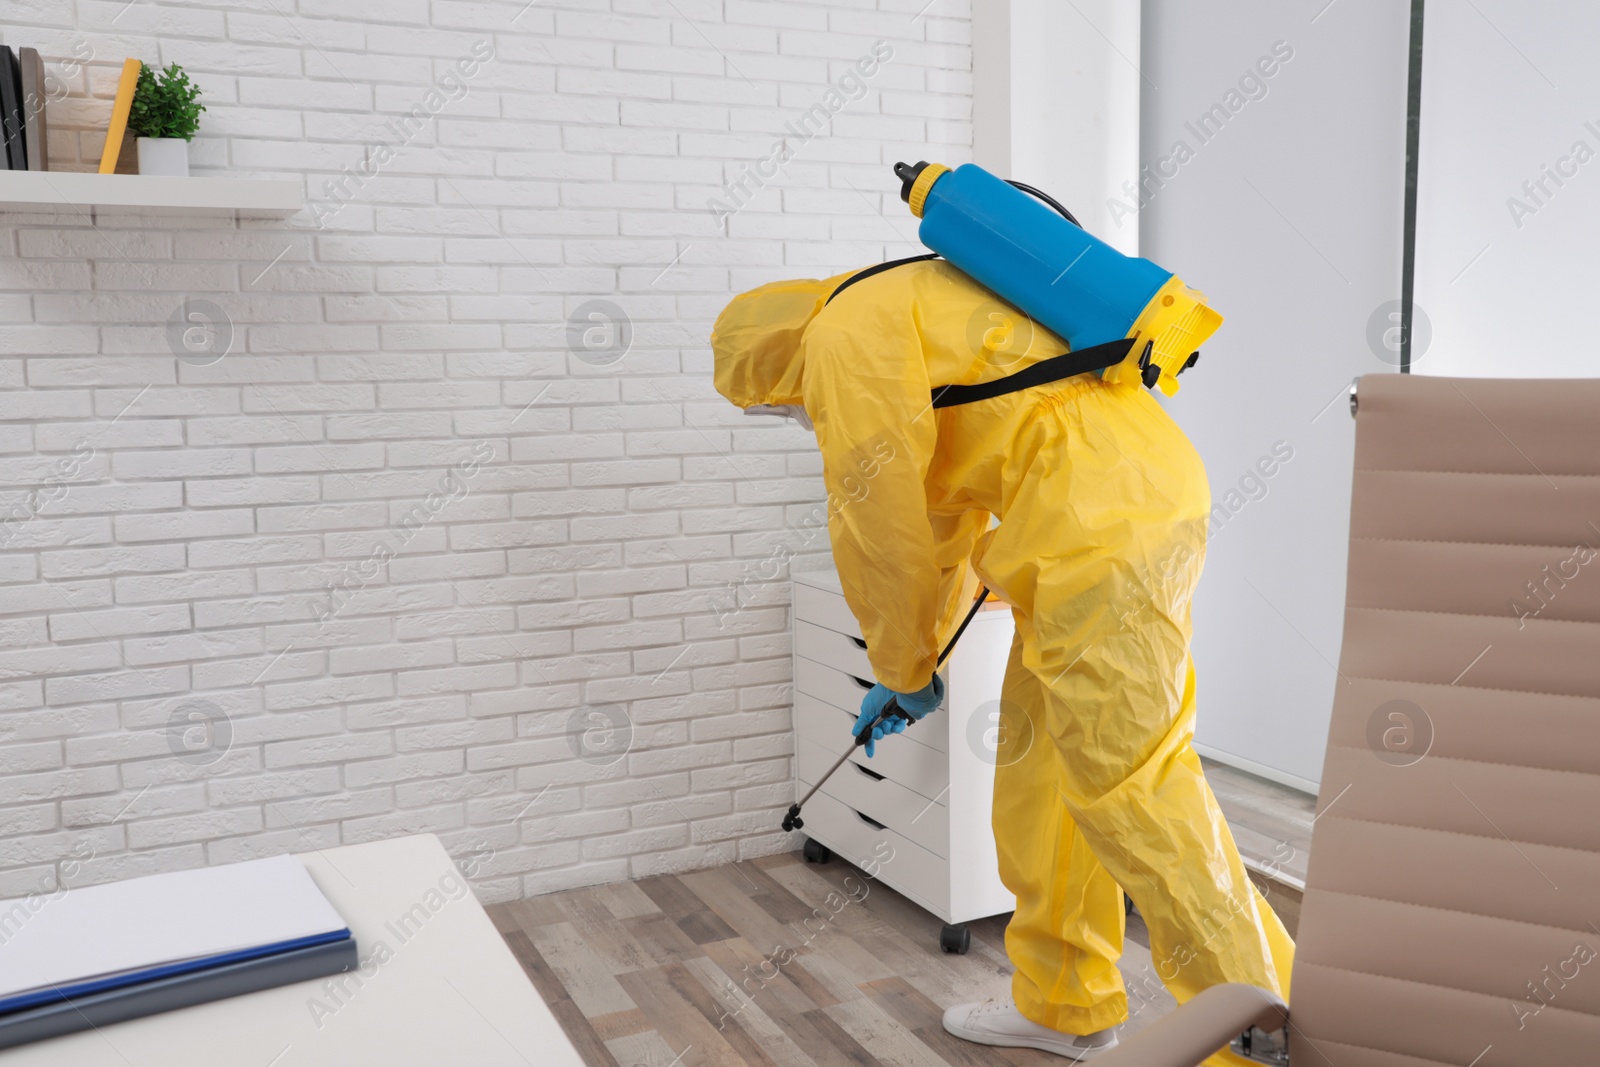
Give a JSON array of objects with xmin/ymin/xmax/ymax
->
[{"xmin": 0, "ymin": 0, "xmax": 972, "ymax": 903}]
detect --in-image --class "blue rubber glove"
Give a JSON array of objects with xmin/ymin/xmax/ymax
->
[{"xmin": 852, "ymin": 676, "xmax": 946, "ymax": 757}]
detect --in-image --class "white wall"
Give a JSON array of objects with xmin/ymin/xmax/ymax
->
[
  {"xmin": 972, "ymin": 0, "xmax": 1140, "ymax": 253},
  {"xmin": 1413, "ymin": 0, "xmax": 1600, "ymax": 379},
  {"xmin": 1140, "ymin": 0, "xmax": 1412, "ymax": 790},
  {"xmin": 0, "ymin": 0, "xmax": 971, "ymax": 902}
]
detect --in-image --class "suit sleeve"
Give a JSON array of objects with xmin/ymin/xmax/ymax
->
[{"xmin": 800, "ymin": 305, "xmax": 943, "ymax": 694}]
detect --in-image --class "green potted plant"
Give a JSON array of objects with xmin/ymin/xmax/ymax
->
[{"xmin": 128, "ymin": 62, "xmax": 205, "ymax": 177}]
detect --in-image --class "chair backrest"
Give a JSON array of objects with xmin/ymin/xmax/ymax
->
[{"xmin": 1291, "ymin": 373, "xmax": 1600, "ymax": 1065}]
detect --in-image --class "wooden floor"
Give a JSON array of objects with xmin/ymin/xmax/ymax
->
[
  {"xmin": 487, "ymin": 761, "xmax": 1312, "ymax": 1066},
  {"xmin": 491, "ymin": 850, "xmax": 1164, "ymax": 1067}
]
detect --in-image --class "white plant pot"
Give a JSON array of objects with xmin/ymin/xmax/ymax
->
[{"xmin": 136, "ymin": 137, "xmax": 189, "ymax": 177}]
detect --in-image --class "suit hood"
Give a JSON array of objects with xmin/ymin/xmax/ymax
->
[{"xmin": 711, "ymin": 273, "xmax": 854, "ymax": 409}]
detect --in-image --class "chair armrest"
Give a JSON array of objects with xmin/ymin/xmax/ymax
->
[{"xmin": 1094, "ymin": 983, "xmax": 1288, "ymax": 1067}]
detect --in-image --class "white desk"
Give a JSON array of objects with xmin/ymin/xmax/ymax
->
[{"xmin": 6, "ymin": 834, "xmax": 584, "ymax": 1066}]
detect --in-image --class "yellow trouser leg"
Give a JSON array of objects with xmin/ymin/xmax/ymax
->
[
  {"xmin": 1051, "ymin": 659, "xmax": 1294, "ymax": 1004},
  {"xmin": 1053, "ymin": 660, "xmax": 1294, "ymax": 1067},
  {"xmin": 997, "ymin": 629, "xmax": 1295, "ymax": 1060},
  {"xmin": 992, "ymin": 628, "xmax": 1129, "ymax": 1035},
  {"xmin": 977, "ymin": 386, "xmax": 1294, "ymax": 1062}
]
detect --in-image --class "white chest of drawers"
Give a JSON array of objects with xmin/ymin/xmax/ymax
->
[{"xmin": 788, "ymin": 569, "xmax": 1015, "ymax": 951}]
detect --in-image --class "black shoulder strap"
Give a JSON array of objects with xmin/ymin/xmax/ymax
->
[
  {"xmin": 825, "ymin": 253, "xmax": 941, "ymax": 306},
  {"xmin": 930, "ymin": 338, "xmax": 1137, "ymax": 409},
  {"xmin": 824, "ymin": 254, "xmax": 1141, "ymax": 408}
]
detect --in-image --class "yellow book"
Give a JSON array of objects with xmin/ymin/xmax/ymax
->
[{"xmin": 98, "ymin": 59, "xmax": 142, "ymax": 174}]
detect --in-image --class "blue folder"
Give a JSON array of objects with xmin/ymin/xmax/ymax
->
[
  {"xmin": 0, "ymin": 927, "xmax": 353, "ymax": 1016},
  {"xmin": 0, "ymin": 935, "xmax": 358, "ymax": 1050}
]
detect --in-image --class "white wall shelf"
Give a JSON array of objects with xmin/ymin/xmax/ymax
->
[{"xmin": 0, "ymin": 171, "xmax": 301, "ymax": 218}]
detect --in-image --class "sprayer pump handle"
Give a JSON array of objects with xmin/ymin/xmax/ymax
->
[{"xmin": 854, "ymin": 701, "xmax": 912, "ymax": 747}]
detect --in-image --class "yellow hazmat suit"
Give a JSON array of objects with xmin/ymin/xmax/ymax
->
[{"xmin": 712, "ymin": 259, "xmax": 1293, "ymax": 1059}]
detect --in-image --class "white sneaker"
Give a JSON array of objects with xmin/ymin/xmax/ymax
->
[{"xmin": 942, "ymin": 998, "xmax": 1118, "ymax": 1060}]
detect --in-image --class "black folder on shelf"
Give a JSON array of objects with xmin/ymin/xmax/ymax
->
[
  {"xmin": 0, "ymin": 46, "xmax": 23, "ymax": 170},
  {"xmin": 0, "ymin": 935, "xmax": 358, "ymax": 1050}
]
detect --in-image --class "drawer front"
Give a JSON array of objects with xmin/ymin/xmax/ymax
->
[
  {"xmin": 794, "ymin": 620, "xmax": 872, "ymax": 679},
  {"xmin": 798, "ymin": 735, "xmax": 948, "ymax": 858},
  {"xmin": 792, "ymin": 790, "xmax": 951, "ymax": 919},
  {"xmin": 793, "ymin": 582, "xmax": 862, "ymax": 638},
  {"xmin": 793, "ymin": 657, "xmax": 948, "ymax": 753},
  {"xmin": 794, "ymin": 694, "xmax": 949, "ymax": 802},
  {"xmin": 793, "ymin": 653, "xmax": 874, "ymax": 712}
]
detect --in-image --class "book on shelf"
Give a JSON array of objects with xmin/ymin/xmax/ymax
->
[
  {"xmin": 98, "ymin": 57, "xmax": 141, "ymax": 175},
  {"xmin": 18, "ymin": 47, "xmax": 46, "ymax": 171}
]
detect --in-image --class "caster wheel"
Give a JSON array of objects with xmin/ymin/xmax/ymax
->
[
  {"xmin": 802, "ymin": 838, "xmax": 832, "ymax": 864},
  {"xmin": 1125, "ymin": 893, "xmax": 1135, "ymax": 917},
  {"xmin": 939, "ymin": 923, "xmax": 971, "ymax": 954}
]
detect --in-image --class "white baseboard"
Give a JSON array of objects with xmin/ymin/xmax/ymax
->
[{"xmin": 1194, "ymin": 742, "xmax": 1319, "ymax": 797}]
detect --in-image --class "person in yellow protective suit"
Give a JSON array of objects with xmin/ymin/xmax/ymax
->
[{"xmin": 712, "ymin": 258, "xmax": 1293, "ymax": 1063}]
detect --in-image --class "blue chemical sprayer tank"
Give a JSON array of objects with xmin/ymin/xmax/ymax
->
[{"xmin": 895, "ymin": 161, "xmax": 1221, "ymax": 395}]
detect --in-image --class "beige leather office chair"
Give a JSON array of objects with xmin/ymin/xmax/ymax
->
[{"xmin": 1099, "ymin": 373, "xmax": 1600, "ymax": 1066}]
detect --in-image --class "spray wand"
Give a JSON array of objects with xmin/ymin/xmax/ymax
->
[{"xmin": 781, "ymin": 586, "xmax": 991, "ymax": 833}]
